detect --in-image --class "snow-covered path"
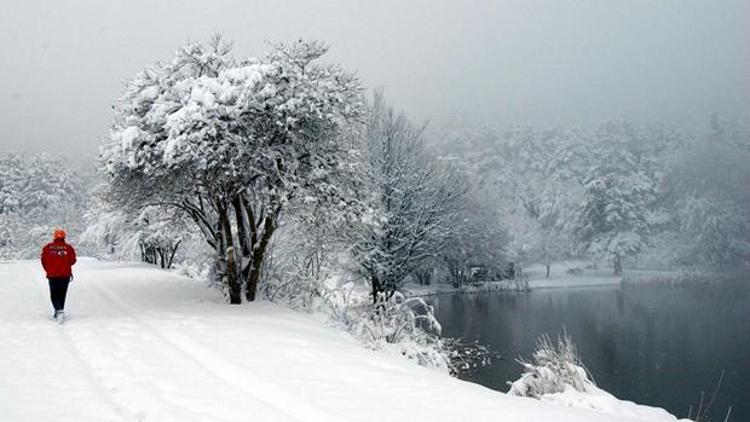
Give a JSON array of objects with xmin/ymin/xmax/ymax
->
[{"xmin": 0, "ymin": 259, "xmax": 683, "ymax": 421}]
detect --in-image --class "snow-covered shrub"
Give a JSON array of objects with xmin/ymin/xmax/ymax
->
[
  {"xmin": 261, "ymin": 248, "xmax": 454, "ymax": 372},
  {"xmin": 260, "ymin": 205, "xmax": 360, "ymax": 313},
  {"xmin": 349, "ymin": 292, "xmax": 450, "ymax": 372},
  {"xmin": 81, "ymin": 196, "xmax": 203, "ymax": 271},
  {"xmin": 260, "ymin": 191, "xmax": 489, "ymax": 374},
  {"xmin": 508, "ymin": 331, "xmax": 595, "ymax": 398}
]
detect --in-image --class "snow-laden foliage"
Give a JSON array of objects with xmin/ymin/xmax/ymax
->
[
  {"xmin": 262, "ymin": 226, "xmax": 490, "ymax": 374},
  {"xmin": 81, "ymin": 200, "xmax": 193, "ymax": 269},
  {"xmin": 503, "ymin": 128, "xmax": 586, "ymax": 274},
  {"xmin": 426, "ymin": 124, "xmax": 588, "ymax": 273},
  {"xmin": 79, "ymin": 204, "xmax": 128, "ymax": 259},
  {"xmin": 260, "ymin": 215, "xmax": 455, "ymax": 371},
  {"xmin": 508, "ymin": 332, "xmax": 595, "ymax": 399},
  {"xmin": 130, "ymin": 209, "xmax": 186, "ymax": 268},
  {"xmin": 101, "ymin": 35, "xmax": 364, "ymax": 303},
  {"xmin": 0, "ymin": 153, "xmax": 88, "ymax": 259},
  {"xmin": 426, "ymin": 120, "xmax": 707, "ymax": 276},
  {"xmin": 262, "ymin": 248, "xmax": 456, "ymax": 372},
  {"xmin": 351, "ymin": 94, "xmax": 466, "ymax": 302},
  {"xmin": 347, "ymin": 292, "xmax": 451, "ymax": 371},
  {"xmin": 439, "ymin": 192, "xmax": 509, "ymax": 286},
  {"xmin": 664, "ymin": 116, "xmax": 750, "ymax": 270},
  {"xmin": 261, "ymin": 211, "xmax": 349, "ymax": 311},
  {"xmin": 574, "ymin": 121, "xmax": 666, "ymax": 275}
]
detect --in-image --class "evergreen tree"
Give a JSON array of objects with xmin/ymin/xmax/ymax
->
[{"xmin": 575, "ymin": 122, "xmax": 659, "ymax": 275}]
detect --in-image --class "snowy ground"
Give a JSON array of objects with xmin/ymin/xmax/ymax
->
[
  {"xmin": 525, "ymin": 261, "xmax": 680, "ymax": 289},
  {"xmin": 0, "ymin": 259, "xmax": 687, "ymax": 421},
  {"xmin": 403, "ymin": 279, "xmax": 520, "ymax": 297},
  {"xmin": 525, "ymin": 261, "xmax": 622, "ymax": 289},
  {"xmin": 404, "ymin": 261, "xmax": 679, "ymax": 295}
]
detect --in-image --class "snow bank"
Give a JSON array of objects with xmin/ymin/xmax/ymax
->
[
  {"xmin": 508, "ymin": 332, "xmax": 689, "ymax": 422},
  {"xmin": 541, "ymin": 386, "xmax": 687, "ymax": 422},
  {"xmin": 0, "ymin": 260, "xmax": 687, "ymax": 421}
]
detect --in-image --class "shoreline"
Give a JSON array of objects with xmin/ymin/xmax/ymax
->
[{"xmin": 403, "ymin": 265, "xmax": 720, "ymax": 298}]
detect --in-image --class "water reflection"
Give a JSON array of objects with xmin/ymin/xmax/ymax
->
[{"xmin": 430, "ymin": 282, "xmax": 750, "ymax": 421}]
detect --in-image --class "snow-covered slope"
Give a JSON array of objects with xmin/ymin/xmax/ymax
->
[{"xmin": 0, "ymin": 259, "xmax": 685, "ymax": 422}]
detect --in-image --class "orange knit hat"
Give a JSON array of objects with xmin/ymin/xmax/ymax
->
[{"xmin": 53, "ymin": 229, "xmax": 66, "ymax": 240}]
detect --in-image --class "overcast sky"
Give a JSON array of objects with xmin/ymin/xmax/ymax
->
[{"xmin": 1, "ymin": 0, "xmax": 748, "ymax": 157}]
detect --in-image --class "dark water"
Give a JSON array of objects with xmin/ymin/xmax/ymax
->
[{"xmin": 430, "ymin": 282, "xmax": 750, "ymax": 421}]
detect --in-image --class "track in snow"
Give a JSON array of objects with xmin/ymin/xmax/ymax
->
[{"xmin": 0, "ymin": 259, "xmax": 684, "ymax": 422}]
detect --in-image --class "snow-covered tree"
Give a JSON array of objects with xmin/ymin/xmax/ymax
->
[
  {"xmin": 574, "ymin": 122, "xmax": 662, "ymax": 275},
  {"xmin": 508, "ymin": 129, "xmax": 586, "ymax": 277},
  {"xmin": 0, "ymin": 153, "xmax": 87, "ymax": 259},
  {"xmin": 429, "ymin": 125, "xmax": 587, "ymax": 276},
  {"xmin": 101, "ymin": 36, "xmax": 363, "ymax": 303},
  {"xmin": 131, "ymin": 209, "xmax": 187, "ymax": 269},
  {"xmin": 517, "ymin": 182, "xmax": 579, "ymax": 278},
  {"xmin": 663, "ymin": 116, "xmax": 750, "ymax": 270},
  {"xmin": 352, "ymin": 94, "xmax": 465, "ymax": 302},
  {"xmin": 439, "ymin": 191, "xmax": 508, "ymax": 286}
]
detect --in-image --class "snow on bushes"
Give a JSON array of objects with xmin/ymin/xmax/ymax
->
[
  {"xmin": 260, "ymin": 258, "xmax": 460, "ymax": 373},
  {"xmin": 347, "ymin": 292, "xmax": 450, "ymax": 372},
  {"xmin": 508, "ymin": 332, "xmax": 691, "ymax": 421},
  {"xmin": 508, "ymin": 331, "xmax": 595, "ymax": 398}
]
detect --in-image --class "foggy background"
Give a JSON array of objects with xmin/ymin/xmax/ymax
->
[{"xmin": 1, "ymin": 0, "xmax": 748, "ymax": 158}]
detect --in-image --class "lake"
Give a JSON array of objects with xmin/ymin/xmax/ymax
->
[{"xmin": 430, "ymin": 281, "xmax": 750, "ymax": 421}]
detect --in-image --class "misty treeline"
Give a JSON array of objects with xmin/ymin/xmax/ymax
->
[
  {"xmin": 2, "ymin": 36, "xmax": 748, "ymax": 305},
  {"xmin": 0, "ymin": 154, "xmax": 189, "ymax": 269},
  {"xmin": 428, "ymin": 114, "xmax": 750, "ymax": 276},
  {"xmin": 0, "ymin": 154, "xmax": 90, "ymax": 260}
]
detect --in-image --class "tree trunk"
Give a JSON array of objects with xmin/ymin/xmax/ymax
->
[
  {"xmin": 225, "ymin": 246, "xmax": 241, "ymax": 304},
  {"xmin": 614, "ymin": 255, "xmax": 623, "ymax": 276},
  {"xmin": 232, "ymin": 195, "xmax": 253, "ymax": 283},
  {"xmin": 166, "ymin": 241, "xmax": 181, "ymax": 269},
  {"xmin": 371, "ymin": 275, "xmax": 382, "ymax": 304},
  {"xmin": 245, "ymin": 215, "xmax": 276, "ymax": 302},
  {"xmin": 218, "ymin": 204, "xmax": 242, "ymax": 304},
  {"xmin": 545, "ymin": 264, "xmax": 551, "ymax": 279}
]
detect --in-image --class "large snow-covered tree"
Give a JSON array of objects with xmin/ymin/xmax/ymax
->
[
  {"xmin": 352, "ymin": 94, "xmax": 465, "ymax": 302},
  {"xmin": 101, "ymin": 36, "xmax": 363, "ymax": 303},
  {"xmin": 574, "ymin": 122, "xmax": 662, "ymax": 275}
]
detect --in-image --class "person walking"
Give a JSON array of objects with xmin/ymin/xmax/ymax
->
[{"xmin": 41, "ymin": 229, "xmax": 77, "ymax": 322}]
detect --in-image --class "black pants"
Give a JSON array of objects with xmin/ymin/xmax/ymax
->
[{"xmin": 48, "ymin": 277, "xmax": 70, "ymax": 311}]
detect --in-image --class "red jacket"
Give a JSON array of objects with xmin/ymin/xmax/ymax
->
[{"xmin": 41, "ymin": 239, "xmax": 77, "ymax": 278}]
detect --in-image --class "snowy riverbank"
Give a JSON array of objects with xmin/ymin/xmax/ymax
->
[
  {"xmin": 0, "ymin": 259, "xmax": 688, "ymax": 421},
  {"xmin": 404, "ymin": 261, "xmax": 684, "ymax": 296}
]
